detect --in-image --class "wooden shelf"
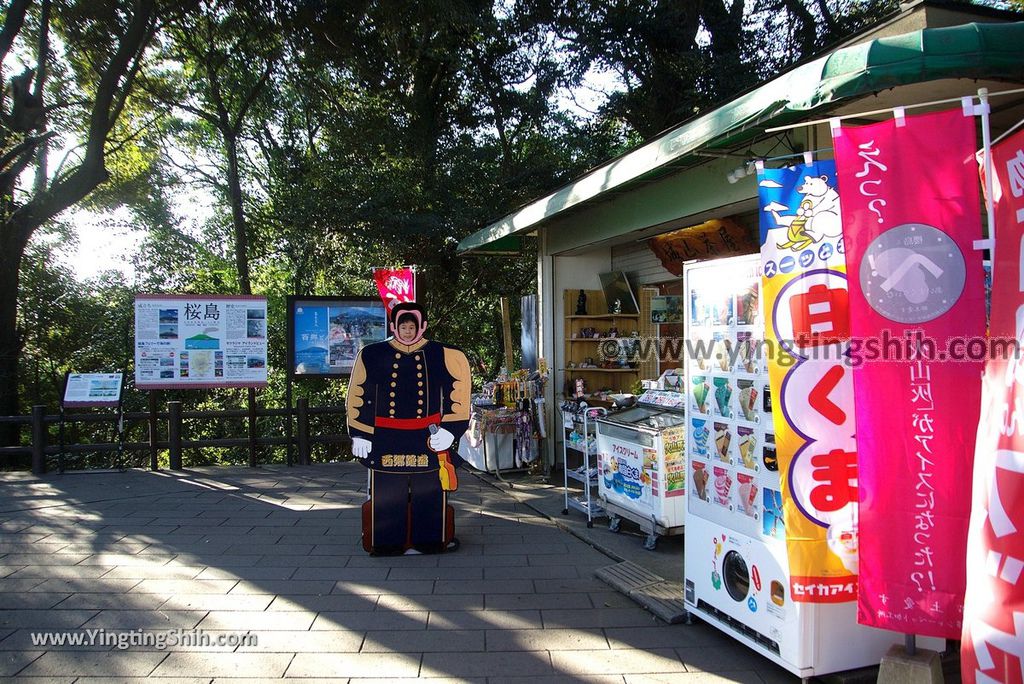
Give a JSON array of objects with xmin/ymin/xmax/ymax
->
[
  {"xmin": 566, "ymin": 314, "xmax": 639, "ymax": 319},
  {"xmin": 560, "ymin": 368, "xmax": 638, "ymax": 373}
]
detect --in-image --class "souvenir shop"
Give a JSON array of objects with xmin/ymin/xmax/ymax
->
[{"xmin": 457, "ymin": 2, "xmax": 1024, "ymax": 680}]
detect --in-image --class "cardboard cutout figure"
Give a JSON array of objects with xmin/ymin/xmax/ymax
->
[{"xmin": 347, "ymin": 302, "xmax": 471, "ymax": 554}]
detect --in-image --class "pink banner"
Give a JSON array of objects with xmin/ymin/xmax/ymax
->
[
  {"xmin": 834, "ymin": 108, "xmax": 985, "ymax": 638},
  {"xmin": 373, "ymin": 267, "xmax": 416, "ymax": 314},
  {"xmin": 961, "ymin": 128, "xmax": 1024, "ymax": 683}
]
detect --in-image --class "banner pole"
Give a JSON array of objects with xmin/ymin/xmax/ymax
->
[{"xmin": 979, "ymin": 88, "xmax": 997, "ymax": 259}]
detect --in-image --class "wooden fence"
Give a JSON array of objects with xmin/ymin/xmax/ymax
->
[{"xmin": 0, "ymin": 398, "xmax": 351, "ymax": 474}]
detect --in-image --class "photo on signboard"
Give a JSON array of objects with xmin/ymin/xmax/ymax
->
[
  {"xmin": 598, "ymin": 271, "xmax": 639, "ymax": 315},
  {"xmin": 288, "ymin": 296, "xmax": 387, "ymax": 378}
]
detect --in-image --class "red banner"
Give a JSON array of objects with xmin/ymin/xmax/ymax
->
[
  {"xmin": 834, "ymin": 108, "xmax": 985, "ymax": 638},
  {"xmin": 961, "ymin": 128, "xmax": 1024, "ymax": 683},
  {"xmin": 373, "ymin": 267, "xmax": 416, "ymax": 314}
]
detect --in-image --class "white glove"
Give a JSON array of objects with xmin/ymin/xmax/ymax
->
[
  {"xmin": 428, "ymin": 427, "xmax": 455, "ymax": 451},
  {"xmin": 351, "ymin": 437, "xmax": 372, "ymax": 459}
]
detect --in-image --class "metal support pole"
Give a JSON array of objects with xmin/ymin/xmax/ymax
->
[
  {"xmin": 296, "ymin": 397, "xmax": 310, "ymax": 466},
  {"xmin": 247, "ymin": 387, "xmax": 257, "ymax": 467},
  {"xmin": 148, "ymin": 392, "xmax": 159, "ymax": 470}
]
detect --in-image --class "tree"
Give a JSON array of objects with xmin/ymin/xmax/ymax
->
[{"xmin": 0, "ymin": 0, "xmax": 192, "ymax": 445}]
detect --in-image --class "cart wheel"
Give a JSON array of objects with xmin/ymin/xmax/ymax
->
[
  {"xmin": 643, "ymin": 533, "xmax": 659, "ymax": 551},
  {"xmin": 562, "ymin": 508, "xmax": 568, "ymax": 515},
  {"xmin": 608, "ymin": 516, "xmax": 622, "ymax": 533}
]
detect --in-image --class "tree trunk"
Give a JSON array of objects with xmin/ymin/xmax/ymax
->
[
  {"xmin": 223, "ymin": 131, "xmax": 252, "ymax": 295},
  {"xmin": 0, "ymin": 220, "xmax": 30, "ymax": 444}
]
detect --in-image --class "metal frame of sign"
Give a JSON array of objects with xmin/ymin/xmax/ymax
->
[{"xmin": 286, "ymin": 296, "xmax": 388, "ymax": 380}]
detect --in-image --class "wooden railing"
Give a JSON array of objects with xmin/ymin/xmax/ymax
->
[{"xmin": 0, "ymin": 398, "xmax": 352, "ymax": 474}]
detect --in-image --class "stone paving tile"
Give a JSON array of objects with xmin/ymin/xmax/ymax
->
[
  {"xmin": 0, "ymin": 650, "xmax": 44, "ymax": 676},
  {"xmin": 0, "ymin": 577, "xmax": 49, "ymax": 593},
  {"xmin": 256, "ymin": 554, "xmax": 352, "ymax": 568},
  {"xmin": 387, "ymin": 565, "xmax": 482, "ymax": 581},
  {"xmin": 29, "ymin": 578, "xmax": 142, "ymax": 594},
  {"xmin": 332, "ymin": 579, "xmax": 435, "ymax": 595},
  {"xmin": 0, "ymin": 553, "xmax": 90, "ymax": 566},
  {"xmin": 198, "ymin": 610, "xmax": 315, "ymax": 631},
  {"xmin": 549, "ymin": 648, "xmax": 688, "ymax": 675},
  {"xmin": 266, "ymin": 594, "xmax": 375, "ymax": 612},
  {"xmin": 8, "ymin": 565, "xmax": 112, "ymax": 579},
  {"xmin": 131, "ymin": 579, "xmax": 238, "ymax": 594},
  {"xmin": 489, "ymin": 677, "xmax": 625, "ymax": 684},
  {"xmin": 0, "ymin": 609, "xmax": 98, "ymax": 629},
  {"xmin": 55, "ymin": 592, "xmax": 171, "ymax": 610},
  {"xmin": 233, "ymin": 629, "xmax": 364, "ymax": 653},
  {"xmin": 484, "ymin": 593, "xmax": 594, "ymax": 611},
  {"xmin": 484, "ymin": 564, "xmax": 580, "ymax": 580},
  {"xmin": 605, "ymin": 625, "xmax": 722, "ymax": 650},
  {"xmin": 16, "ymin": 650, "xmax": 168, "ymax": 677},
  {"xmin": 486, "ymin": 628, "xmax": 611, "ymax": 652},
  {"xmin": 376, "ymin": 593, "xmax": 484, "ymax": 612},
  {"xmin": 167, "ymin": 554, "xmax": 262, "ymax": 568},
  {"xmin": 158, "ymin": 592, "xmax": 275, "ymax": 612},
  {"xmin": 76, "ymin": 678, "xmax": 211, "ymax": 684},
  {"xmin": 535, "ymin": 578, "xmax": 614, "ymax": 594},
  {"xmin": 420, "ymin": 651, "xmax": 554, "ymax": 678},
  {"xmin": 286, "ymin": 652, "xmax": 422, "ymax": 678},
  {"xmin": 311, "ymin": 610, "xmax": 428, "ymax": 631},
  {"xmin": 231, "ymin": 579, "xmax": 335, "ymax": 595},
  {"xmin": 81, "ymin": 609, "xmax": 207, "ymax": 630},
  {"xmin": 360, "ymin": 629, "xmax": 485, "ymax": 653},
  {"xmin": 0, "ymin": 593, "xmax": 71, "ymax": 609},
  {"xmin": 76, "ymin": 553, "xmax": 176, "ymax": 566},
  {"xmin": 624, "ymin": 673, "xmax": 764, "ymax": 683},
  {"xmin": 292, "ymin": 566, "xmax": 387, "ymax": 581},
  {"xmin": 151, "ymin": 652, "xmax": 292, "ymax": 678},
  {"xmin": 100, "ymin": 565, "xmax": 206, "ymax": 580},
  {"xmin": 433, "ymin": 554, "xmax": 528, "ymax": 568},
  {"xmin": 541, "ymin": 608, "xmax": 666, "ymax": 629},
  {"xmin": 433, "ymin": 579, "xmax": 534, "ymax": 595},
  {"xmin": 194, "ymin": 566, "xmax": 297, "ymax": 581},
  {"xmin": 425, "ymin": 610, "xmax": 543, "ymax": 631}
]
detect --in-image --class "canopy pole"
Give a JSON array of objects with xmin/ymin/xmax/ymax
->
[{"xmin": 764, "ymin": 86, "xmax": 1024, "ymax": 134}]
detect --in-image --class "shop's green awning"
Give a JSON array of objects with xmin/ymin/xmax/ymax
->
[{"xmin": 458, "ymin": 20, "xmax": 1024, "ymax": 255}]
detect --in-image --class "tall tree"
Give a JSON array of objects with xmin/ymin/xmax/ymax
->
[
  {"xmin": 146, "ymin": 0, "xmax": 287, "ymax": 295},
  {"xmin": 0, "ymin": 0, "xmax": 190, "ymax": 445}
]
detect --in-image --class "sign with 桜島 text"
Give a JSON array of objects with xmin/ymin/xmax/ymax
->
[{"xmin": 134, "ymin": 295, "xmax": 268, "ymax": 389}]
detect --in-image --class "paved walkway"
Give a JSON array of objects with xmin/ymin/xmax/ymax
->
[{"xmin": 0, "ymin": 463, "xmax": 797, "ymax": 682}]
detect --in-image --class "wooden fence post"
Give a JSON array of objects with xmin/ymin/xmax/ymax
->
[
  {"xmin": 297, "ymin": 397, "xmax": 310, "ymax": 465},
  {"xmin": 31, "ymin": 405, "xmax": 46, "ymax": 475},
  {"xmin": 168, "ymin": 401, "xmax": 182, "ymax": 470}
]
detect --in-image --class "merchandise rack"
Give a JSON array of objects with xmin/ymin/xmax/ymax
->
[{"xmin": 560, "ymin": 402, "xmax": 605, "ymax": 527}]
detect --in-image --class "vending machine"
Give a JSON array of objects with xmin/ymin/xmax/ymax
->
[{"xmin": 681, "ymin": 254, "xmax": 938, "ymax": 678}]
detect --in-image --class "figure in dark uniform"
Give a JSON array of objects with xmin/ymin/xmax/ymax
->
[{"xmin": 346, "ymin": 302, "xmax": 471, "ymax": 554}]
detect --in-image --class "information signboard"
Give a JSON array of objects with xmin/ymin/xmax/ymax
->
[
  {"xmin": 287, "ymin": 296, "xmax": 387, "ymax": 378},
  {"xmin": 134, "ymin": 294, "xmax": 268, "ymax": 389},
  {"xmin": 63, "ymin": 372, "xmax": 124, "ymax": 408}
]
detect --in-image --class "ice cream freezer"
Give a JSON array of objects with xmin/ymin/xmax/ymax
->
[{"xmin": 595, "ymin": 390, "xmax": 686, "ymax": 550}]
